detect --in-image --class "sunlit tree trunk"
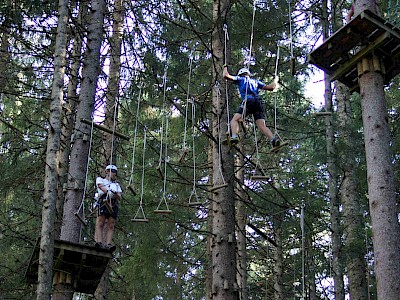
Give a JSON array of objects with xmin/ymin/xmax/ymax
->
[
  {"xmin": 211, "ymin": 0, "xmax": 237, "ymax": 299},
  {"xmin": 36, "ymin": 0, "xmax": 69, "ymax": 298},
  {"xmin": 322, "ymin": 0, "xmax": 344, "ymax": 298},
  {"xmin": 354, "ymin": 1, "xmax": 400, "ymax": 298},
  {"xmin": 102, "ymin": 0, "xmax": 124, "ymax": 164},
  {"xmin": 56, "ymin": 0, "xmax": 86, "ymax": 238},
  {"xmin": 56, "ymin": 0, "xmax": 106, "ymax": 298}
]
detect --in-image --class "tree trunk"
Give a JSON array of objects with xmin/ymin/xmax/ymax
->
[
  {"xmin": 56, "ymin": 0, "xmax": 106, "ymax": 298},
  {"xmin": 211, "ymin": 0, "xmax": 236, "ymax": 298},
  {"xmin": 235, "ymin": 151, "xmax": 247, "ymax": 300},
  {"xmin": 273, "ymin": 213, "xmax": 284, "ymax": 300},
  {"xmin": 354, "ymin": 1, "xmax": 400, "ymax": 298},
  {"xmin": 36, "ymin": 0, "xmax": 69, "ymax": 298},
  {"xmin": 322, "ymin": 0, "xmax": 344, "ymax": 298},
  {"xmin": 56, "ymin": 0, "xmax": 86, "ymax": 238},
  {"xmin": 336, "ymin": 81, "xmax": 369, "ymax": 300},
  {"xmin": 102, "ymin": 0, "xmax": 124, "ymax": 164},
  {"xmin": 206, "ymin": 144, "xmax": 214, "ymax": 300}
]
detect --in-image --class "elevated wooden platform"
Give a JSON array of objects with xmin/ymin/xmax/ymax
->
[
  {"xmin": 309, "ymin": 9, "xmax": 400, "ymax": 92},
  {"xmin": 25, "ymin": 238, "xmax": 112, "ymax": 294}
]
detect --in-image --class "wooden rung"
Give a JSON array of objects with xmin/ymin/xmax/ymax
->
[
  {"xmin": 250, "ymin": 176, "xmax": 270, "ymax": 181},
  {"xmin": 154, "ymin": 209, "xmax": 172, "ymax": 214},
  {"xmin": 74, "ymin": 213, "xmax": 88, "ymax": 226},
  {"xmin": 188, "ymin": 202, "xmax": 202, "ymax": 207},
  {"xmin": 179, "ymin": 148, "xmax": 189, "ymax": 163},
  {"xmin": 271, "ymin": 141, "xmax": 289, "ymax": 153},
  {"xmin": 314, "ymin": 111, "xmax": 332, "ymax": 116},
  {"xmin": 131, "ymin": 218, "xmax": 149, "ymax": 223},
  {"xmin": 209, "ymin": 183, "xmax": 228, "ymax": 192},
  {"xmin": 127, "ymin": 185, "xmax": 137, "ymax": 196},
  {"xmin": 81, "ymin": 118, "xmax": 130, "ymax": 141},
  {"xmin": 156, "ymin": 165, "xmax": 163, "ymax": 179}
]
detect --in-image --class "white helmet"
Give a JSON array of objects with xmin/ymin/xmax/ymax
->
[
  {"xmin": 237, "ymin": 68, "xmax": 251, "ymax": 76},
  {"xmin": 105, "ymin": 164, "xmax": 118, "ymax": 172}
]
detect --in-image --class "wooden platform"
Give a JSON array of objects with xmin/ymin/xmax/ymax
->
[
  {"xmin": 25, "ymin": 238, "xmax": 112, "ymax": 294},
  {"xmin": 309, "ymin": 9, "xmax": 400, "ymax": 92}
]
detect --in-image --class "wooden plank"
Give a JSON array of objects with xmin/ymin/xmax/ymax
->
[{"xmin": 330, "ymin": 31, "xmax": 391, "ymax": 82}]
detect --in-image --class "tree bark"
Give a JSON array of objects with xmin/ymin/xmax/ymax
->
[
  {"xmin": 56, "ymin": 0, "xmax": 86, "ymax": 238},
  {"xmin": 273, "ymin": 213, "xmax": 284, "ymax": 300},
  {"xmin": 235, "ymin": 151, "xmax": 247, "ymax": 300},
  {"xmin": 102, "ymin": 0, "xmax": 125, "ymax": 164},
  {"xmin": 36, "ymin": 0, "xmax": 69, "ymax": 298},
  {"xmin": 56, "ymin": 0, "xmax": 106, "ymax": 298},
  {"xmin": 336, "ymin": 81, "xmax": 369, "ymax": 300},
  {"xmin": 354, "ymin": 1, "xmax": 400, "ymax": 298},
  {"xmin": 211, "ymin": 0, "xmax": 236, "ymax": 299},
  {"xmin": 322, "ymin": 0, "xmax": 344, "ymax": 298}
]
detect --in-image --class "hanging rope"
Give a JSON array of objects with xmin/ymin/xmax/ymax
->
[
  {"xmin": 223, "ymin": 24, "xmax": 231, "ymax": 138},
  {"xmin": 127, "ymin": 87, "xmax": 142, "ymax": 194},
  {"xmin": 180, "ymin": 52, "xmax": 194, "ymax": 162},
  {"xmin": 210, "ymin": 81, "xmax": 228, "ymax": 192},
  {"xmin": 188, "ymin": 98, "xmax": 201, "ymax": 206},
  {"xmin": 132, "ymin": 127, "xmax": 149, "ymax": 222},
  {"xmin": 288, "ymin": 0, "xmax": 295, "ymax": 75},
  {"xmin": 157, "ymin": 68, "xmax": 168, "ymax": 177},
  {"xmin": 301, "ymin": 202, "xmax": 305, "ymax": 300},
  {"xmin": 75, "ymin": 112, "xmax": 96, "ymax": 227},
  {"xmin": 108, "ymin": 98, "xmax": 119, "ymax": 169},
  {"xmin": 155, "ymin": 113, "xmax": 172, "ymax": 213},
  {"xmin": 246, "ymin": 0, "xmax": 258, "ymax": 68}
]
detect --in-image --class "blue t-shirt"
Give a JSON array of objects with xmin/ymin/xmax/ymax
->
[{"xmin": 233, "ymin": 76, "xmax": 265, "ymax": 100}]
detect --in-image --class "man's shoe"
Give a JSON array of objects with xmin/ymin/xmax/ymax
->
[
  {"xmin": 94, "ymin": 242, "xmax": 103, "ymax": 248},
  {"xmin": 271, "ymin": 137, "xmax": 280, "ymax": 148},
  {"xmin": 106, "ymin": 244, "xmax": 117, "ymax": 252},
  {"xmin": 230, "ymin": 135, "xmax": 239, "ymax": 145}
]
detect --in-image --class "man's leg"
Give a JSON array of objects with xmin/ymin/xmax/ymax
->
[
  {"xmin": 105, "ymin": 216, "xmax": 116, "ymax": 245},
  {"xmin": 95, "ymin": 214, "xmax": 106, "ymax": 244},
  {"xmin": 255, "ymin": 118, "xmax": 273, "ymax": 140},
  {"xmin": 230, "ymin": 113, "xmax": 242, "ymax": 137}
]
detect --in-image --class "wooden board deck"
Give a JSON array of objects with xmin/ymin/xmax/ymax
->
[
  {"xmin": 25, "ymin": 238, "xmax": 112, "ymax": 294},
  {"xmin": 309, "ymin": 10, "xmax": 400, "ymax": 92}
]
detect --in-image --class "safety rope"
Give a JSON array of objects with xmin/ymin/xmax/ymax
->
[
  {"xmin": 223, "ymin": 24, "xmax": 231, "ymax": 136},
  {"xmin": 214, "ymin": 81, "xmax": 227, "ymax": 186}
]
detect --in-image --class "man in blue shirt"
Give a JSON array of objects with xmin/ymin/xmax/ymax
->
[{"xmin": 223, "ymin": 65, "xmax": 279, "ymax": 147}]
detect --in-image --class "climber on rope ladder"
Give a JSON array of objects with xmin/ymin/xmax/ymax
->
[{"xmin": 223, "ymin": 65, "xmax": 282, "ymax": 150}]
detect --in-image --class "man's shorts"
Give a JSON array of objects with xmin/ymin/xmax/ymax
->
[
  {"xmin": 237, "ymin": 98, "xmax": 265, "ymax": 120},
  {"xmin": 97, "ymin": 195, "xmax": 119, "ymax": 219}
]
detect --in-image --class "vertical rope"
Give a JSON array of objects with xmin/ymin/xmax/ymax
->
[
  {"xmin": 247, "ymin": 0, "xmax": 257, "ymax": 68},
  {"xmin": 183, "ymin": 53, "xmax": 194, "ymax": 150},
  {"xmin": 301, "ymin": 202, "xmax": 305, "ymax": 300},
  {"xmin": 159, "ymin": 69, "xmax": 168, "ymax": 165},
  {"xmin": 223, "ymin": 24, "xmax": 231, "ymax": 136},
  {"xmin": 128, "ymin": 88, "xmax": 142, "ymax": 187},
  {"xmin": 288, "ymin": 0, "xmax": 294, "ymax": 59}
]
